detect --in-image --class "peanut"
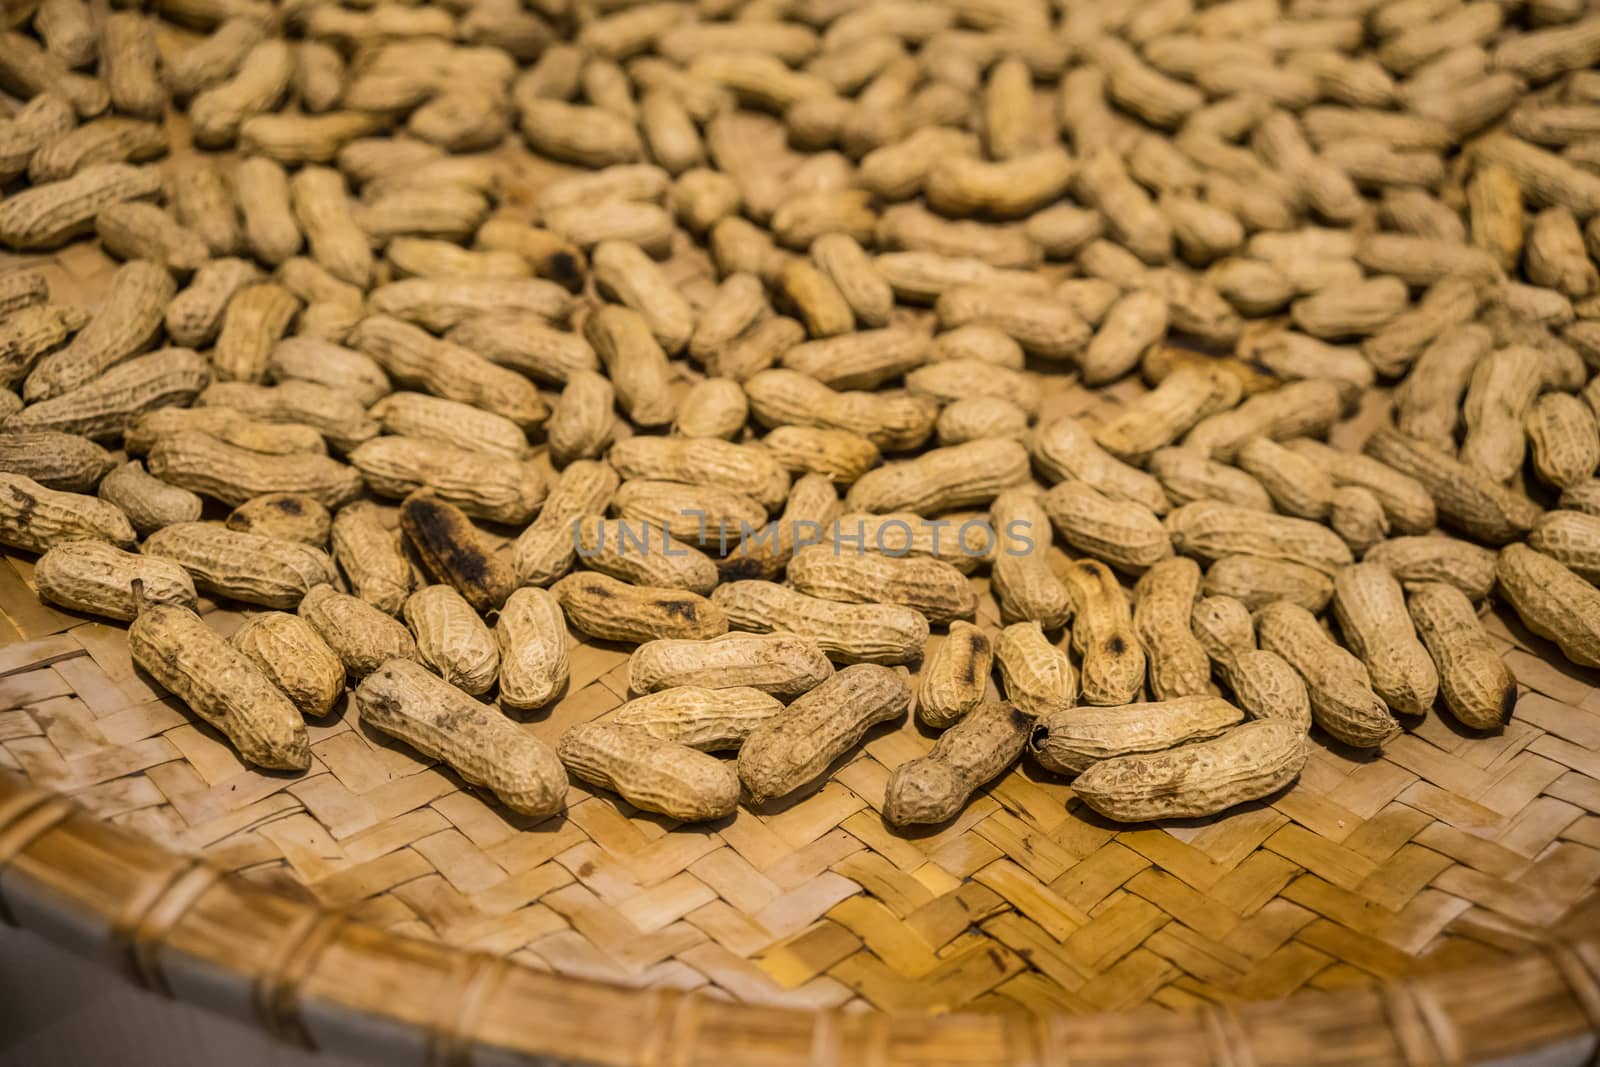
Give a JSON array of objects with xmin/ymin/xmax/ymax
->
[
  {"xmin": 230, "ymin": 610, "xmax": 344, "ymax": 718},
  {"xmin": 27, "ymin": 119, "xmax": 165, "ymax": 184},
  {"xmin": 351, "ymin": 316, "xmax": 549, "ymax": 431},
  {"xmin": 738, "ymin": 663, "xmax": 908, "ymax": 804},
  {"xmin": 1062, "ymin": 558, "xmax": 1145, "ymax": 706},
  {"xmin": 610, "ymin": 686, "xmax": 783, "ymax": 752},
  {"xmin": 0, "ymin": 473, "xmax": 135, "ymax": 553},
  {"xmin": 936, "ymin": 284, "xmax": 1089, "ymax": 361},
  {"xmin": 629, "ymin": 632, "xmax": 832, "ymax": 702},
  {"xmin": 447, "ymin": 312, "xmax": 598, "ymax": 385},
  {"xmin": 1392, "ymin": 325, "xmax": 1493, "ymax": 451},
  {"xmin": 35, "ymin": 539, "xmax": 196, "ymax": 621},
  {"xmin": 1095, "ymin": 364, "xmax": 1241, "ymax": 464},
  {"xmin": 554, "ymin": 571, "xmax": 728, "ymax": 644},
  {"xmin": 226, "ymin": 493, "xmax": 330, "ymax": 546},
  {"xmin": 673, "ymin": 378, "xmax": 748, "ymax": 441},
  {"xmin": 299, "ymin": 583, "xmax": 419, "ymax": 677},
  {"xmin": 369, "ymin": 392, "xmax": 526, "ymax": 461},
  {"xmin": 97, "ymin": 460, "xmax": 202, "ymax": 535},
  {"xmin": 356, "ymin": 659, "xmax": 565, "ymax": 816},
  {"xmin": 1148, "ymin": 447, "xmax": 1273, "ymax": 513},
  {"xmin": 1071, "ymin": 720, "xmax": 1306, "ymax": 822},
  {"xmin": 328, "ymin": 501, "xmax": 413, "ymax": 616},
  {"xmin": 988, "ymin": 490, "xmax": 1070, "ymax": 630},
  {"xmin": 125, "ymin": 405, "xmax": 323, "ymax": 458},
  {"xmin": 559, "ymin": 722, "xmax": 738, "ymax": 822},
  {"xmin": 1331, "ymin": 563, "xmax": 1439, "ymax": 718},
  {"xmin": 129, "ymin": 583, "xmax": 308, "ymax": 770},
  {"xmin": 1033, "ymin": 695, "xmax": 1243, "ymax": 776},
  {"xmin": 609, "ymin": 436, "xmax": 789, "ymax": 513},
  {"xmin": 745, "ymin": 368, "xmax": 938, "ymax": 452},
  {"xmin": 1203, "ymin": 556, "xmax": 1334, "ymax": 615},
  {"xmin": 1527, "ymin": 392, "xmax": 1600, "ymax": 489},
  {"xmin": 788, "ymin": 543, "xmax": 974, "ymax": 623},
  {"xmin": 1282, "ymin": 438, "xmax": 1437, "ymax": 535},
  {"xmin": 234, "ymin": 157, "xmax": 302, "ymax": 267},
  {"xmin": 1191, "ymin": 595, "xmax": 1312, "ymax": 732},
  {"xmin": 25, "ymin": 259, "xmax": 172, "ymax": 402},
  {"xmin": 512, "ymin": 460, "xmax": 619, "ymax": 588},
  {"xmin": 1256, "ymin": 600, "xmax": 1400, "ymax": 747},
  {"xmin": 1407, "ymin": 582, "xmax": 1515, "ymax": 732},
  {"xmin": 143, "ymin": 521, "xmax": 336, "ymax": 608},
  {"xmin": 1496, "ymin": 543, "xmax": 1600, "ymax": 668},
  {"xmin": 165, "ymin": 259, "xmax": 261, "ymax": 349},
  {"xmin": 1133, "ymin": 557, "xmax": 1211, "ymax": 701},
  {"xmin": 400, "ymin": 489, "xmax": 516, "ymax": 613},
  {"xmin": 576, "ymin": 515, "xmax": 718, "ymax": 595},
  {"xmin": 1528, "ymin": 510, "xmax": 1600, "ymax": 584},
  {"xmin": 846, "ymin": 438, "xmax": 1028, "ymax": 515},
  {"xmin": 190, "ymin": 39, "xmax": 291, "ymax": 146},
  {"xmin": 712, "ymin": 579, "xmax": 926, "ymax": 664},
  {"xmin": 1043, "ymin": 480, "xmax": 1173, "ymax": 575},
  {"xmin": 782, "ymin": 327, "xmax": 928, "ymax": 391},
  {"xmin": 1364, "ymin": 427, "xmax": 1542, "ymax": 545},
  {"xmin": 0, "ymin": 430, "xmax": 110, "ymax": 492},
  {"xmin": 584, "ymin": 305, "xmax": 675, "ymax": 429},
  {"xmin": 289, "ymin": 165, "xmax": 370, "ymax": 288},
  {"xmin": 403, "ymin": 584, "xmax": 499, "ymax": 696},
  {"xmin": 148, "ymin": 430, "xmax": 360, "ymax": 509},
  {"xmin": 1183, "ymin": 379, "xmax": 1345, "ymax": 461},
  {"xmin": 1363, "ymin": 535, "xmax": 1498, "ymax": 602},
  {"xmin": 1167, "ymin": 500, "xmax": 1354, "ymax": 575},
  {"xmin": 885, "ymin": 699, "xmax": 1030, "ymax": 826}
]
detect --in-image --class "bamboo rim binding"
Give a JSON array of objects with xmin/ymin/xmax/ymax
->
[{"xmin": 1, "ymin": 769, "xmax": 1596, "ymax": 1067}]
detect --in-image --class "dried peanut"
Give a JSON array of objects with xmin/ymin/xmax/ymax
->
[
  {"xmin": 1256, "ymin": 600, "xmax": 1399, "ymax": 747},
  {"xmin": 300, "ymin": 582, "xmax": 419, "ymax": 676},
  {"xmin": 1407, "ymin": 582, "xmax": 1514, "ymax": 731},
  {"xmin": 400, "ymin": 489, "xmax": 516, "ymax": 613},
  {"xmin": 230, "ymin": 610, "xmax": 344, "ymax": 718},
  {"xmin": 35, "ymin": 539, "xmax": 196, "ymax": 621},
  {"xmin": 143, "ymin": 521, "xmax": 336, "ymax": 608}
]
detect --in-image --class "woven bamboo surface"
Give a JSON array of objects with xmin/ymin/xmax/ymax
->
[{"xmin": 4, "ymin": 102, "xmax": 1600, "ymax": 1026}]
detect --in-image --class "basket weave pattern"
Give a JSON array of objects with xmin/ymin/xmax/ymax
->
[{"xmin": 2, "ymin": 126, "xmax": 1600, "ymax": 1066}]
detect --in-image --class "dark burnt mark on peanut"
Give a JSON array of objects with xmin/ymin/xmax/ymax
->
[
  {"xmin": 1106, "ymin": 634, "xmax": 1126, "ymax": 656},
  {"xmin": 272, "ymin": 496, "xmax": 305, "ymax": 515},
  {"xmin": 400, "ymin": 489, "xmax": 509, "ymax": 611}
]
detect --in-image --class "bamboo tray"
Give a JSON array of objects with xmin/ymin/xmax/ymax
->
[{"xmin": 3, "ymin": 75, "xmax": 1600, "ymax": 1067}]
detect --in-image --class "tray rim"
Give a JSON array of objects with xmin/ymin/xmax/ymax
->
[{"xmin": 3, "ymin": 768, "xmax": 1597, "ymax": 1067}]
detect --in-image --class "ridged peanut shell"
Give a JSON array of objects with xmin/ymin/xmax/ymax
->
[
  {"xmin": 917, "ymin": 621, "xmax": 993, "ymax": 729},
  {"xmin": 34, "ymin": 539, "xmax": 196, "ymax": 621},
  {"xmin": 1032, "ymin": 695, "xmax": 1244, "ymax": 775},
  {"xmin": 404, "ymin": 584, "xmax": 499, "ymax": 696},
  {"xmin": 229, "ymin": 611, "xmax": 344, "ymax": 718},
  {"xmin": 1407, "ymin": 582, "xmax": 1514, "ymax": 731},
  {"xmin": 885, "ymin": 700, "xmax": 1031, "ymax": 826},
  {"xmin": 610, "ymin": 686, "xmax": 784, "ymax": 752}
]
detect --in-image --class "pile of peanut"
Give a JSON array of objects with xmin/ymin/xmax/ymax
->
[{"xmin": 3, "ymin": 0, "xmax": 1600, "ymax": 830}]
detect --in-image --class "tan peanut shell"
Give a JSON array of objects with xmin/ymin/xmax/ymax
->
[
  {"xmin": 130, "ymin": 587, "xmax": 309, "ymax": 771},
  {"xmin": 846, "ymin": 438, "xmax": 1028, "ymax": 515},
  {"xmin": 1407, "ymin": 582, "xmax": 1515, "ymax": 732},
  {"xmin": 34, "ymin": 539, "xmax": 196, "ymax": 621},
  {"xmin": 300, "ymin": 583, "xmax": 419, "ymax": 678},
  {"xmin": 400, "ymin": 489, "xmax": 516, "ymax": 614},
  {"xmin": 823, "ymin": 511, "xmax": 987, "ymax": 577},
  {"xmin": 1183, "ymin": 379, "xmax": 1345, "ymax": 462},
  {"xmin": 994, "ymin": 620, "xmax": 1075, "ymax": 718},
  {"xmin": 225, "ymin": 493, "xmax": 330, "ymax": 546},
  {"xmin": 1282, "ymin": 438, "xmax": 1437, "ymax": 535},
  {"xmin": 0, "ymin": 430, "xmax": 111, "ymax": 492},
  {"xmin": 229, "ymin": 611, "xmax": 344, "ymax": 718},
  {"xmin": 195, "ymin": 378, "xmax": 374, "ymax": 453},
  {"xmin": 1133, "ymin": 557, "xmax": 1211, "ymax": 701},
  {"xmin": 630, "ymin": 632, "xmax": 832, "ymax": 701},
  {"xmin": 0, "ymin": 305, "xmax": 87, "ymax": 391},
  {"xmin": 1528, "ymin": 511, "xmax": 1600, "ymax": 584},
  {"xmin": 917, "ymin": 621, "xmax": 993, "ymax": 729},
  {"xmin": 555, "ymin": 571, "xmax": 728, "ymax": 645},
  {"xmin": 1191, "ymin": 595, "xmax": 1312, "ymax": 733},
  {"xmin": 712, "ymin": 580, "xmax": 926, "ymax": 665},
  {"xmin": 148, "ymin": 430, "xmax": 360, "ymax": 510},
  {"xmin": 1148, "ymin": 448, "xmax": 1274, "ymax": 514},
  {"xmin": 1032, "ymin": 695, "xmax": 1243, "ymax": 776},
  {"xmin": 885, "ymin": 699, "xmax": 1031, "ymax": 826},
  {"xmin": 788, "ymin": 544, "xmax": 975, "ymax": 624},
  {"xmin": 404, "ymin": 584, "xmax": 499, "ymax": 696},
  {"xmin": 234, "ymin": 156, "xmax": 302, "ymax": 266},
  {"xmin": 268, "ymin": 337, "xmax": 389, "ymax": 408},
  {"xmin": 936, "ymin": 284, "xmax": 1089, "ymax": 360},
  {"xmin": 1331, "ymin": 563, "xmax": 1439, "ymax": 718},
  {"xmin": 738, "ymin": 663, "xmax": 909, "ymax": 804},
  {"xmin": 1032, "ymin": 415, "xmax": 1169, "ymax": 514},
  {"xmin": 0, "ymin": 473, "xmax": 135, "ymax": 553},
  {"xmin": 560, "ymin": 722, "xmax": 738, "ymax": 822},
  {"xmin": 513, "ymin": 461, "xmax": 619, "ymax": 588},
  {"xmin": 1527, "ymin": 392, "xmax": 1600, "ymax": 489},
  {"xmin": 1166, "ymin": 500, "xmax": 1354, "ymax": 575},
  {"xmin": 744, "ymin": 368, "xmax": 938, "ymax": 452},
  {"xmin": 611, "ymin": 686, "xmax": 784, "ymax": 752},
  {"xmin": 351, "ymin": 436, "xmax": 544, "ymax": 527},
  {"xmin": 125, "ymin": 406, "xmax": 325, "ymax": 458},
  {"xmin": 0, "ymin": 164, "xmax": 163, "ymax": 252},
  {"xmin": 1498, "ymin": 542, "xmax": 1600, "ymax": 669},
  {"xmin": 1364, "ymin": 428, "xmax": 1541, "ymax": 545},
  {"xmin": 1203, "ymin": 556, "xmax": 1334, "ymax": 614},
  {"xmin": 1256, "ymin": 600, "xmax": 1400, "ymax": 748},
  {"xmin": 495, "ymin": 587, "xmax": 570, "ymax": 711},
  {"xmin": 97, "ymin": 460, "xmax": 201, "ymax": 536},
  {"xmin": 289, "ymin": 165, "xmax": 370, "ymax": 288},
  {"xmin": 353, "ymin": 309, "xmax": 554, "ymax": 427},
  {"xmin": 674, "ymin": 378, "xmax": 748, "ymax": 440},
  {"xmin": 611, "ymin": 480, "xmax": 765, "ymax": 550},
  {"xmin": 95, "ymin": 202, "xmax": 207, "ymax": 277},
  {"xmin": 1071, "ymin": 720, "xmax": 1306, "ymax": 822},
  {"xmin": 25, "ymin": 259, "xmax": 172, "ymax": 402},
  {"xmin": 1043, "ymin": 481, "xmax": 1173, "ymax": 574},
  {"xmin": 782, "ymin": 327, "xmax": 928, "ymax": 391},
  {"xmin": 357, "ymin": 659, "xmax": 565, "ymax": 817},
  {"xmin": 576, "ymin": 515, "xmax": 718, "ymax": 595},
  {"xmin": 166, "ymin": 259, "xmax": 260, "ymax": 349},
  {"xmin": 759, "ymin": 426, "xmax": 880, "ymax": 487},
  {"xmin": 609, "ymin": 436, "xmax": 789, "ymax": 513},
  {"xmin": 1096, "ymin": 364, "xmax": 1242, "ymax": 465},
  {"xmin": 1363, "ymin": 536, "xmax": 1498, "ymax": 602},
  {"xmin": 370, "ymin": 392, "xmax": 527, "ymax": 462},
  {"xmin": 989, "ymin": 490, "xmax": 1070, "ymax": 630},
  {"xmin": 1063, "ymin": 558, "xmax": 1146, "ymax": 706}
]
